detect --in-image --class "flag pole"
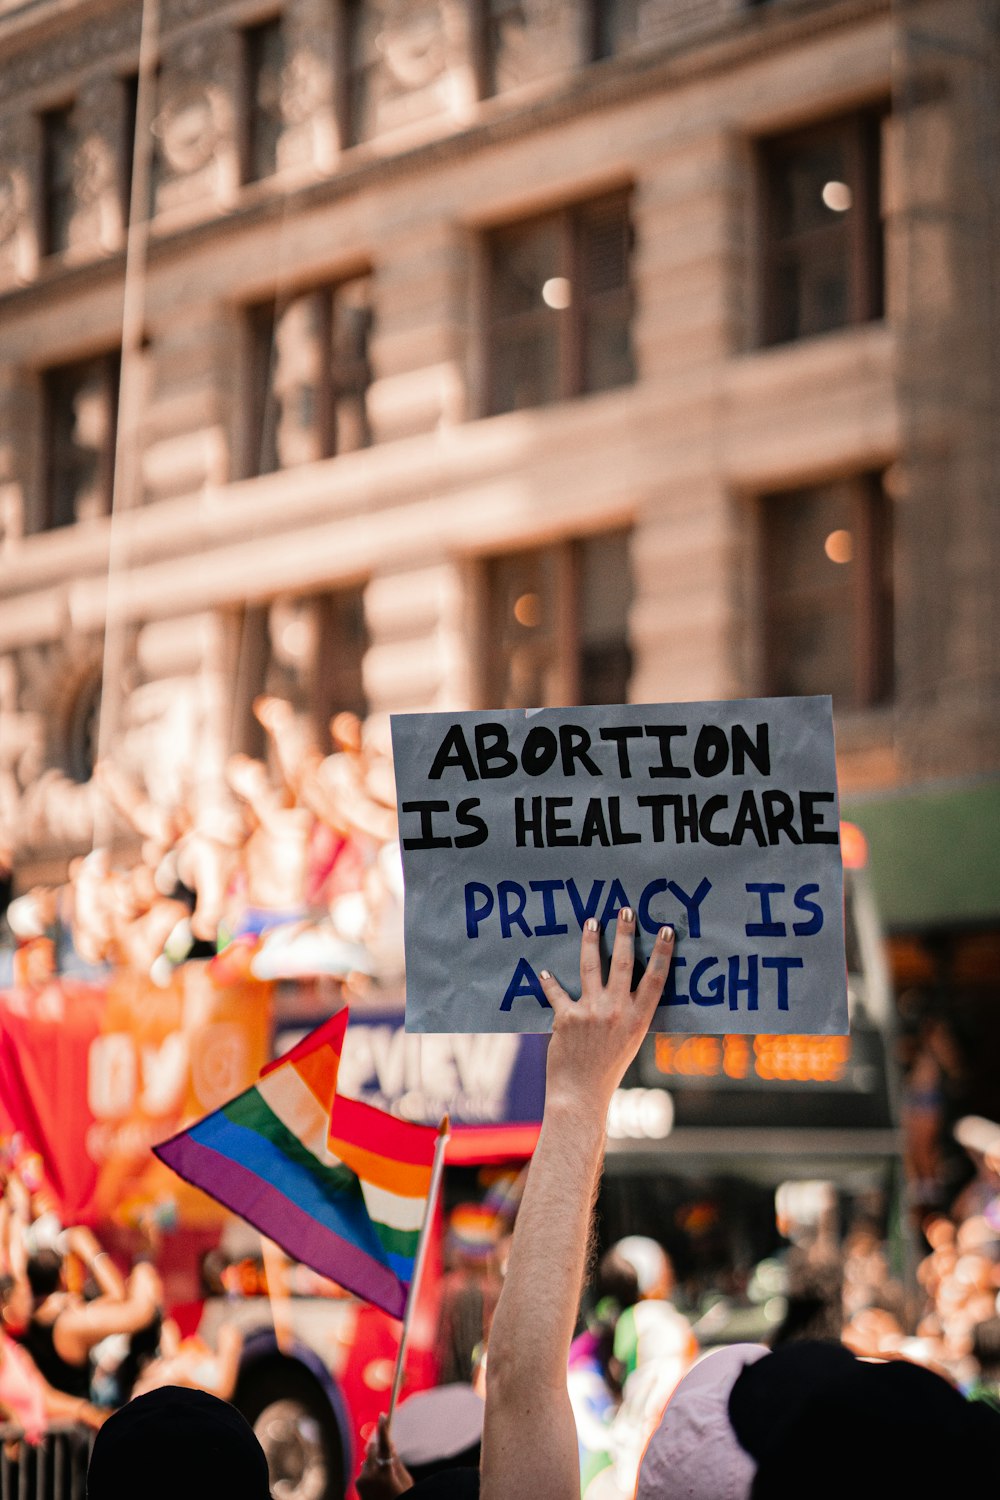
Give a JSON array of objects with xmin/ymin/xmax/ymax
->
[{"xmin": 386, "ymin": 1113, "xmax": 450, "ymax": 1429}]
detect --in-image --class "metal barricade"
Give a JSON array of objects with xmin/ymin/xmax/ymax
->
[{"xmin": 0, "ymin": 1424, "xmax": 92, "ymax": 1500}]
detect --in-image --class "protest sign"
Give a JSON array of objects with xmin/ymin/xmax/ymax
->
[{"xmin": 390, "ymin": 697, "xmax": 848, "ymax": 1036}]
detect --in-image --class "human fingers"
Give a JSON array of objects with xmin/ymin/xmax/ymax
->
[
  {"xmin": 360, "ymin": 1423, "xmax": 388, "ymax": 1476},
  {"xmin": 579, "ymin": 915, "xmax": 602, "ymax": 993},
  {"xmin": 607, "ymin": 906, "xmax": 637, "ymax": 993},
  {"xmin": 538, "ymin": 965, "xmax": 574, "ymax": 1019},
  {"xmin": 635, "ymin": 925, "xmax": 676, "ymax": 1020}
]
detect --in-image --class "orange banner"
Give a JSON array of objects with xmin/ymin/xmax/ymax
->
[{"xmin": 0, "ymin": 967, "xmax": 271, "ymax": 1229}]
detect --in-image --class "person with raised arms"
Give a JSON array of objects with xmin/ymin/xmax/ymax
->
[
  {"xmin": 480, "ymin": 907, "xmax": 675, "ymax": 1500},
  {"xmin": 477, "ymin": 909, "xmax": 1000, "ymax": 1500}
]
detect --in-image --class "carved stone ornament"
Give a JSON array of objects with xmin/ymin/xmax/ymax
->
[
  {"xmin": 375, "ymin": 1, "xmax": 447, "ymax": 90},
  {"xmin": 154, "ymin": 82, "xmax": 219, "ymax": 174},
  {"xmin": 73, "ymin": 136, "xmax": 114, "ymax": 206},
  {"xmin": 281, "ymin": 50, "xmax": 322, "ymax": 126},
  {"xmin": 0, "ymin": 11, "xmax": 142, "ymax": 106},
  {"xmin": 0, "ymin": 171, "xmax": 19, "ymax": 243}
]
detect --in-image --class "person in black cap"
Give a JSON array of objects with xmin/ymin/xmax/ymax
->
[
  {"xmin": 726, "ymin": 1339, "xmax": 1000, "ymax": 1499},
  {"xmin": 475, "ymin": 914, "xmax": 1000, "ymax": 1500},
  {"xmin": 87, "ymin": 1387, "xmax": 271, "ymax": 1500}
]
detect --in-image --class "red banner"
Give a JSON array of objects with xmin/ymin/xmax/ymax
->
[{"xmin": 0, "ymin": 968, "xmax": 271, "ymax": 1228}]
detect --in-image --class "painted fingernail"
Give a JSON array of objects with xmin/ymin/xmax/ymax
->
[
  {"xmin": 539, "ymin": 969, "xmax": 552, "ymax": 980},
  {"xmin": 620, "ymin": 908, "xmax": 634, "ymax": 924},
  {"xmin": 585, "ymin": 918, "xmax": 599, "ymax": 933},
  {"xmin": 659, "ymin": 925, "xmax": 675, "ymax": 942}
]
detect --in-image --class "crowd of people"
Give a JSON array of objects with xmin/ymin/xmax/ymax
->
[
  {"xmin": 0, "ymin": 705, "xmax": 998, "ymax": 1491},
  {"xmin": 0, "ymin": 696, "xmax": 404, "ymax": 992},
  {"xmin": 0, "ymin": 1158, "xmax": 253, "ymax": 1444},
  {"xmin": 5, "ymin": 912, "xmax": 995, "ymax": 1494}
]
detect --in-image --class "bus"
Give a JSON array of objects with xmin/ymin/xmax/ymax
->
[{"xmin": 598, "ymin": 823, "xmax": 903, "ymax": 1324}]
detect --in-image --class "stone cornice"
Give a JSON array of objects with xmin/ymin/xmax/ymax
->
[{"xmin": 0, "ymin": 0, "xmax": 892, "ymax": 313}]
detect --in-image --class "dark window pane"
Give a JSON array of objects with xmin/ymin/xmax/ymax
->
[
  {"xmin": 762, "ymin": 478, "xmax": 892, "ymax": 709},
  {"xmin": 121, "ymin": 73, "xmax": 140, "ymax": 227},
  {"xmin": 492, "ymin": 219, "xmax": 562, "ymax": 317},
  {"xmin": 579, "ymin": 199, "xmax": 630, "ymax": 297},
  {"xmin": 44, "ymin": 355, "xmax": 119, "ymax": 530},
  {"xmin": 591, "ymin": 0, "xmax": 640, "ymax": 60},
  {"xmin": 771, "ymin": 247, "xmax": 850, "ymax": 342},
  {"xmin": 578, "ymin": 199, "xmax": 633, "ymax": 393},
  {"xmin": 485, "ymin": 532, "xmax": 632, "ymax": 709},
  {"xmin": 314, "ymin": 588, "xmax": 368, "ymax": 727},
  {"xmin": 483, "ymin": 0, "xmax": 532, "ymax": 95},
  {"xmin": 248, "ymin": 277, "xmax": 372, "ymax": 476},
  {"xmin": 345, "ymin": 0, "xmax": 375, "ymax": 144},
  {"xmin": 248, "ymin": 302, "xmax": 279, "ymax": 475},
  {"xmin": 492, "ymin": 323, "xmax": 562, "ymax": 413},
  {"xmin": 42, "ymin": 105, "xmax": 75, "ymax": 256},
  {"xmin": 762, "ymin": 112, "xmax": 884, "ymax": 346},
  {"xmin": 771, "ymin": 138, "xmax": 850, "ymax": 238},
  {"xmin": 487, "ymin": 196, "xmax": 633, "ymax": 412},
  {"xmin": 486, "ymin": 548, "xmax": 563, "ymax": 708},
  {"xmin": 232, "ymin": 589, "xmax": 368, "ymax": 757},
  {"xmin": 583, "ymin": 296, "xmax": 634, "ymax": 392},
  {"xmin": 579, "ymin": 530, "xmax": 632, "ymax": 704},
  {"xmin": 65, "ymin": 673, "xmax": 102, "ymax": 783},
  {"xmin": 330, "ymin": 278, "xmax": 373, "ymax": 454},
  {"xmin": 245, "ymin": 16, "xmax": 285, "ymax": 181}
]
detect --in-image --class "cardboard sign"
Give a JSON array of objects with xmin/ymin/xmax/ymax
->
[{"xmin": 391, "ymin": 698, "xmax": 848, "ymax": 1036}]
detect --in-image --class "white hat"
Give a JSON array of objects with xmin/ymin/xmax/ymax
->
[
  {"xmin": 954, "ymin": 1116, "xmax": 1000, "ymax": 1156},
  {"xmin": 393, "ymin": 1384, "xmax": 484, "ymax": 1466},
  {"xmin": 614, "ymin": 1236, "xmax": 671, "ymax": 1298},
  {"xmin": 636, "ymin": 1344, "xmax": 768, "ymax": 1500}
]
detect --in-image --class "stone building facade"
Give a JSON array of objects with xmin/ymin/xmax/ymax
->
[{"xmin": 0, "ymin": 0, "xmax": 996, "ymax": 1047}]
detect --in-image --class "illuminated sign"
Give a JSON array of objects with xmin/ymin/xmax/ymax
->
[
  {"xmin": 607, "ymin": 1087, "xmax": 674, "ymax": 1141},
  {"xmin": 652, "ymin": 1033, "xmax": 852, "ymax": 1086}
]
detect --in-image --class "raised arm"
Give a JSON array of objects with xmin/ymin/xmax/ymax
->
[
  {"xmin": 480, "ymin": 910, "xmax": 675, "ymax": 1500},
  {"xmin": 53, "ymin": 1260, "xmax": 160, "ymax": 1366}
]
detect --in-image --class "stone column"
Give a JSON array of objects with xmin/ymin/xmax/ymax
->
[
  {"xmin": 0, "ymin": 112, "xmax": 38, "ymax": 288},
  {"xmin": 0, "ymin": 366, "xmax": 37, "ymax": 547},
  {"xmin": 281, "ymin": 0, "xmax": 339, "ymax": 174},
  {"xmin": 892, "ymin": 0, "xmax": 1000, "ymax": 777},
  {"xmin": 72, "ymin": 72, "xmax": 125, "ymax": 255}
]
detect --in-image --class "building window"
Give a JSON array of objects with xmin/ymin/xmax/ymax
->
[
  {"xmin": 343, "ymin": 0, "xmax": 375, "ymax": 146},
  {"xmin": 760, "ymin": 110, "xmax": 884, "ymax": 346},
  {"xmin": 42, "ymin": 353, "xmax": 120, "ymax": 531},
  {"xmin": 483, "ymin": 531, "xmax": 632, "ymax": 708},
  {"xmin": 232, "ymin": 588, "xmax": 368, "ymax": 758},
  {"xmin": 760, "ymin": 474, "xmax": 893, "ymax": 709},
  {"xmin": 64, "ymin": 670, "xmax": 103, "ymax": 783},
  {"xmin": 242, "ymin": 15, "xmax": 286, "ymax": 183},
  {"xmin": 41, "ymin": 103, "xmax": 75, "ymax": 256},
  {"xmin": 120, "ymin": 72, "xmax": 140, "ymax": 227},
  {"xmin": 588, "ymin": 0, "xmax": 640, "ymax": 61},
  {"xmin": 246, "ymin": 276, "xmax": 372, "ymax": 477},
  {"xmin": 486, "ymin": 193, "xmax": 634, "ymax": 415},
  {"xmin": 473, "ymin": 0, "xmax": 532, "ymax": 97}
]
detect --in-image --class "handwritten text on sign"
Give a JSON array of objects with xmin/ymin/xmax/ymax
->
[{"xmin": 391, "ymin": 698, "xmax": 848, "ymax": 1036}]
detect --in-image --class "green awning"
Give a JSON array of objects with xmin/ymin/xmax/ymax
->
[{"xmin": 841, "ymin": 779, "xmax": 1000, "ymax": 932}]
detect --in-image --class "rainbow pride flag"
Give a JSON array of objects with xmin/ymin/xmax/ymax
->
[{"xmin": 153, "ymin": 1011, "xmax": 437, "ymax": 1317}]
